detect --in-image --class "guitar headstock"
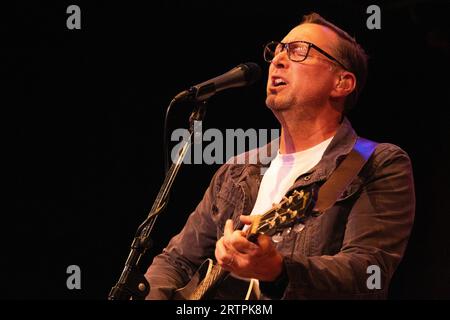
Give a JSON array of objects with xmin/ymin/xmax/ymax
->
[{"xmin": 248, "ymin": 187, "xmax": 315, "ymax": 238}]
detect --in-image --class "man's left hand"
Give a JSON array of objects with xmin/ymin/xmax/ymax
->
[{"xmin": 214, "ymin": 215, "xmax": 284, "ymax": 281}]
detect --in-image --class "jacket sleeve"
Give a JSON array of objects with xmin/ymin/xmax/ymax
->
[
  {"xmin": 144, "ymin": 165, "xmax": 228, "ymax": 299},
  {"xmin": 270, "ymin": 144, "xmax": 416, "ymax": 299}
]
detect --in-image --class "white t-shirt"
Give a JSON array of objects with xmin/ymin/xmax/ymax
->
[
  {"xmin": 237, "ymin": 137, "xmax": 333, "ymax": 292},
  {"xmin": 249, "ymin": 137, "xmax": 333, "ymax": 218}
]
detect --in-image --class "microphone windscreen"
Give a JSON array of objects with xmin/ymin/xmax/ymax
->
[{"xmin": 240, "ymin": 62, "xmax": 262, "ymax": 85}]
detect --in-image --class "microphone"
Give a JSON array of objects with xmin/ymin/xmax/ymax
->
[{"xmin": 173, "ymin": 62, "xmax": 262, "ymax": 102}]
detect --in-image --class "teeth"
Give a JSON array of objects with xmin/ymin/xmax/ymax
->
[{"xmin": 274, "ymin": 78, "xmax": 286, "ymax": 86}]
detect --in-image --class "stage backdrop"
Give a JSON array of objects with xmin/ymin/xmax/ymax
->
[{"xmin": 1, "ymin": 0, "xmax": 449, "ymax": 299}]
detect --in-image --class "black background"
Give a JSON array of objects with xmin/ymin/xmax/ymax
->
[{"xmin": 1, "ymin": 0, "xmax": 449, "ymax": 299}]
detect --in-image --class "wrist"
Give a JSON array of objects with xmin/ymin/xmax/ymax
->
[{"xmin": 259, "ymin": 256, "xmax": 288, "ymax": 299}]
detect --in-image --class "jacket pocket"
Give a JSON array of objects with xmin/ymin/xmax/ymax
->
[
  {"xmin": 212, "ymin": 183, "xmax": 244, "ymax": 238},
  {"xmin": 293, "ymin": 177, "xmax": 365, "ymax": 257}
]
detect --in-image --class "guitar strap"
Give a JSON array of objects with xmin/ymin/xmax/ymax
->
[{"xmin": 312, "ymin": 137, "xmax": 378, "ymax": 214}]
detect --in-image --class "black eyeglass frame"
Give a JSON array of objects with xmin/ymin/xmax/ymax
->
[{"xmin": 264, "ymin": 40, "xmax": 348, "ymax": 71}]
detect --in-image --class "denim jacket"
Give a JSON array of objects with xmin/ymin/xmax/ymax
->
[{"xmin": 145, "ymin": 118, "xmax": 415, "ymax": 299}]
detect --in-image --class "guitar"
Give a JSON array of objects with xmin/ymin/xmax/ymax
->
[{"xmin": 173, "ymin": 187, "xmax": 315, "ymax": 300}]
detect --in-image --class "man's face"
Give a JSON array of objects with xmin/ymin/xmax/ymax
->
[{"xmin": 266, "ymin": 23, "xmax": 341, "ymax": 113}]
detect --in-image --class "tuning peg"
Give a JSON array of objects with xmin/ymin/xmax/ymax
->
[
  {"xmin": 293, "ymin": 223, "xmax": 305, "ymax": 233},
  {"xmin": 272, "ymin": 227, "xmax": 293, "ymax": 243},
  {"xmin": 282, "ymin": 227, "xmax": 292, "ymax": 237},
  {"xmin": 286, "ymin": 209, "xmax": 297, "ymax": 218},
  {"xmin": 271, "ymin": 232, "xmax": 283, "ymax": 243},
  {"xmin": 293, "ymin": 190, "xmax": 304, "ymax": 198}
]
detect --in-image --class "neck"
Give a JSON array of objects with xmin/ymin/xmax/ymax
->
[{"xmin": 276, "ymin": 107, "xmax": 342, "ymax": 154}]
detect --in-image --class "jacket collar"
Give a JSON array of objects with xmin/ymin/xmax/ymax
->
[{"xmin": 228, "ymin": 117, "xmax": 358, "ymax": 185}]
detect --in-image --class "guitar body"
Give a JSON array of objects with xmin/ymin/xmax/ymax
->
[{"xmin": 173, "ymin": 259, "xmax": 259, "ymax": 300}]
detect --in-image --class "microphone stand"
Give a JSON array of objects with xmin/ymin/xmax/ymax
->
[{"xmin": 108, "ymin": 99, "xmax": 208, "ymax": 300}]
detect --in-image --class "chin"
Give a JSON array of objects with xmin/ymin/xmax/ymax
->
[{"xmin": 266, "ymin": 95, "xmax": 291, "ymax": 111}]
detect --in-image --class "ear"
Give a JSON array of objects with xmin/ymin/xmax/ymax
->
[{"xmin": 330, "ymin": 72, "xmax": 356, "ymax": 99}]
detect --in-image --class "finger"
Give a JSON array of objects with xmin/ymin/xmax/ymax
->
[
  {"xmin": 239, "ymin": 215, "xmax": 256, "ymax": 225},
  {"xmin": 253, "ymin": 234, "xmax": 275, "ymax": 256},
  {"xmin": 230, "ymin": 234, "xmax": 259, "ymax": 254},
  {"xmin": 222, "ymin": 226, "xmax": 258, "ymax": 254},
  {"xmin": 223, "ymin": 218, "xmax": 259, "ymax": 254},
  {"xmin": 223, "ymin": 219, "xmax": 234, "ymax": 237},
  {"xmin": 215, "ymin": 237, "xmax": 231, "ymax": 265},
  {"xmin": 256, "ymin": 234, "xmax": 273, "ymax": 249},
  {"xmin": 215, "ymin": 240, "xmax": 237, "ymax": 271}
]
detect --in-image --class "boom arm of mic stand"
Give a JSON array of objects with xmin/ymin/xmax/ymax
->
[{"xmin": 108, "ymin": 100, "xmax": 208, "ymax": 300}]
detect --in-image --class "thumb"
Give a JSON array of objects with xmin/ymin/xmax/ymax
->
[
  {"xmin": 256, "ymin": 234, "xmax": 274, "ymax": 250},
  {"xmin": 239, "ymin": 215, "xmax": 256, "ymax": 225}
]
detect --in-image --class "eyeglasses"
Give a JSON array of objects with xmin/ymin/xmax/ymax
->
[{"xmin": 263, "ymin": 40, "xmax": 348, "ymax": 70}]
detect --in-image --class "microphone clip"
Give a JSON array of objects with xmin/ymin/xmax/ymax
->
[{"xmin": 174, "ymin": 83, "xmax": 216, "ymax": 102}]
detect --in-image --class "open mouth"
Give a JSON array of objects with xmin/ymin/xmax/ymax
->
[{"xmin": 272, "ymin": 77, "xmax": 287, "ymax": 87}]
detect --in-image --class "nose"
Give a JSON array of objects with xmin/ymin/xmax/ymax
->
[{"xmin": 271, "ymin": 49, "xmax": 289, "ymax": 69}]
